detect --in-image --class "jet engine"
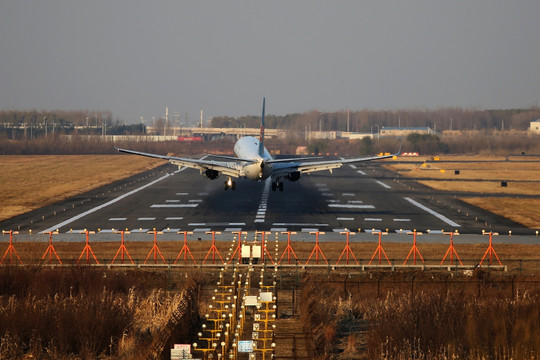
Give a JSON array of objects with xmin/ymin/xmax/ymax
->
[{"xmin": 204, "ymin": 169, "xmax": 220, "ymax": 180}]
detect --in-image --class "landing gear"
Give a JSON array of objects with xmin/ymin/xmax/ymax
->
[
  {"xmin": 224, "ymin": 177, "xmax": 236, "ymax": 191},
  {"xmin": 271, "ymin": 180, "xmax": 284, "ymax": 192}
]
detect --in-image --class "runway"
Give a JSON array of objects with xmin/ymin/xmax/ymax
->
[{"xmin": 3, "ymin": 159, "xmax": 530, "ymax": 238}]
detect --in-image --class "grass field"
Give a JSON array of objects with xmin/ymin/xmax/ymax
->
[
  {"xmin": 0, "ymin": 155, "xmax": 164, "ymax": 221},
  {"xmin": 385, "ymin": 155, "xmax": 540, "ymax": 228}
]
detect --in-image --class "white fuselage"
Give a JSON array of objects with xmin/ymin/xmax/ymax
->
[{"xmin": 233, "ymin": 136, "xmax": 273, "ymax": 180}]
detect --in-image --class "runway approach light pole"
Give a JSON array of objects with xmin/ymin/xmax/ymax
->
[
  {"xmin": 1, "ymin": 230, "xmax": 23, "ymax": 265},
  {"xmin": 368, "ymin": 231, "xmax": 391, "ymax": 266},
  {"xmin": 479, "ymin": 231, "xmax": 502, "ymax": 266},
  {"xmin": 77, "ymin": 230, "xmax": 99, "ymax": 265},
  {"xmin": 336, "ymin": 231, "xmax": 359, "ymax": 265},
  {"xmin": 306, "ymin": 231, "xmax": 328, "ymax": 265},
  {"xmin": 42, "ymin": 231, "xmax": 62, "ymax": 264},
  {"xmin": 403, "ymin": 230, "xmax": 425, "ymax": 265},
  {"xmin": 440, "ymin": 231, "xmax": 462, "ymax": 266}
]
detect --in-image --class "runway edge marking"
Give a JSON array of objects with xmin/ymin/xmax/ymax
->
[
  {"xmin": 40, "ymin": 168, "xmax": 185, "ymax": 233},
  {"xmin": 404, "ymin": 197, "xmax": 461, "ymax": 228}
]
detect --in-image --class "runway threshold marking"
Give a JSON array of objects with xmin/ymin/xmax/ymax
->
[
  {"xmin": 404, "ymin": 197, "xmax": 461, "ymax": 227},
  {"xmin": 40, "ymin": 168, "xmax": 186, "ymax": 233}
]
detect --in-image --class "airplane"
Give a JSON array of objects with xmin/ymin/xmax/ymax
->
[{"xmin": 116, "ymin": 98, "xmax": 400, "ymax": 191}]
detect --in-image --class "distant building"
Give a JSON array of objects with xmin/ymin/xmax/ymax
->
[
  {"xmin": 379, "ymin": 126, "xmax": 434, "ymax": 137},
  {"xmin": 530, "ymin": 119, "xmax": 540, "ymax": 134}
]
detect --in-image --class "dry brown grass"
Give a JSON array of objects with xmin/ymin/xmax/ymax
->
[
  {"xmin": 0, "ymin": 155, "xmax": 164, "ymax": 221},
  {"xmin": 462, "ymin": 198, "xmax": 540, "ymax": 229},
  {"xmin": 386, "ymin": 155, "xmax": 540, "ymax": 228},
  {"xmin": 0, "ymin": 266, "xmax": 196, "ymax": 359}
]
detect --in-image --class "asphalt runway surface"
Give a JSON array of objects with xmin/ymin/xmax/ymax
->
[{"xmin": 2, "ymin": 159, "xmax": 538, "ymax": 244}]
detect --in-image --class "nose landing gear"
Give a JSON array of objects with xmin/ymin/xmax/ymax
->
[
  {"xmin": 224, "ymin": 177, "xmax": 236, "ymax": 190},
  {"xmin": 271, "ymin": 180, "xmax": 284, "ymax": 192}
]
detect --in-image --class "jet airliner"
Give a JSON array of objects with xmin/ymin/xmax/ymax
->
[{"xmin": 117, "ymin": 98, "xmax": 399, "ymax": 191}]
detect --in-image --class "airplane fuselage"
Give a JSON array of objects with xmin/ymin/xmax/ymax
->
[{"xmin": 233, "ymin": 136, "xmax": 273, "ymax": 181}]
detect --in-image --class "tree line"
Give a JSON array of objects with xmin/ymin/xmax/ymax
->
[
  {"xmin": 2, "ymin": 107, "xmax": 539, "ymax": 133},
  {"xmin": 211, "ymin": 107, "xmax": 540, "ymax": 132}
]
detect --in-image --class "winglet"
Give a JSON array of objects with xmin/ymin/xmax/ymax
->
[
  {"xmin": 259, "ymin": 97, "xmax": 266, "ymax": 157},
  {"xmin": 392, "ymin": 140, "xmax": 403, "ymax": 159}
]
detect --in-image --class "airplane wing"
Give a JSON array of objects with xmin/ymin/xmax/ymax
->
[
  {"xmin": 116, "ymin": 147, "xmax": 244, "ymax": 178},
  {"xmin": 270, "ymin": 152, "xmax": 398, "ymax": 177}
]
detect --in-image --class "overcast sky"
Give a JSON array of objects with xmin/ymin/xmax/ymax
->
[{"xmin": 1, "ymin": 1, "xmax": 539, "ymax": 125}]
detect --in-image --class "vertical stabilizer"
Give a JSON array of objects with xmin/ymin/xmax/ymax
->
[{"xmin": 259, "ymin": 98, "xmax": 265, "ymax": 157}]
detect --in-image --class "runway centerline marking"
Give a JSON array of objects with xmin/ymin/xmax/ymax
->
[
  {"xmin": 404, "ymin": 197, "xmax": 461, "ymax": 227},
  {"xmin": 254, "ymin": 178, "xmax": 271, "ymax": 223},
  {"xmin": 40, "ymin": 167, "xmax": 186, "ymax": 233}
]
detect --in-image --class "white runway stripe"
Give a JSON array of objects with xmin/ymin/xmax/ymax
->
[
  {"xmin": 375, "ymin": 180, "xmax": 391, "ymax": 189},
  {"xmin": 41, "ymin": 168, "xmax": 185, "ymax": 233},
  {"xmin": 404, "ymin": 197, "xmax": 461, "ymax": 227},
  {"xmin": 151, "ymin": 204, "xmax": 198, "ymax": 208},
  {"xmin": 329, "ymin": 204, "xmax": 375, "ymax": 209},
  {"xmin": 273, "ymin": 222, "xmax": 329, "ymax": 227},
  {"xmin": 254, "ymin": 178, "xmax": 271, "ymax": 223}
]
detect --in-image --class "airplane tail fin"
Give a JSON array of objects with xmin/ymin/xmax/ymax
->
[{"xmin": 259, "ymin": 97, "xmax": 265, "ymax": 157}]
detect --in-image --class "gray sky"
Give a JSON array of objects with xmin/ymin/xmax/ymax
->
[{"xmin": 1, "ymin": 1, "xmax": 539, "ymax": 125}]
